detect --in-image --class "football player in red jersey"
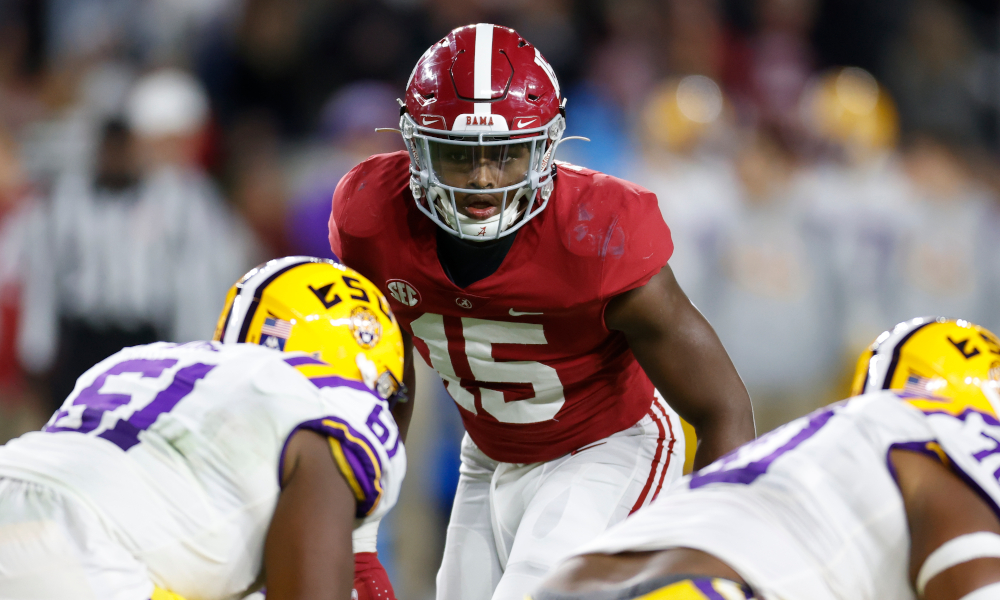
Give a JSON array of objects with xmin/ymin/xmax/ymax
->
[{"xmin": 328, "ymin": 24, "xmax": 755, "ymax": 600}]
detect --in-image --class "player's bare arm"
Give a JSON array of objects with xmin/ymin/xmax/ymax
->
[
  {"xmin": 604, "ymin": 264, "xmax": 755, "ymax": 469},
  {"xmin": 393, "ymin": 329, "xmax": 416, "ymax": 442},
  {"xmin": 892, "ymin": 448, "xmax": 1000, "ymax": 600},
  {"xmin": 265, "ymin": 428, "xmax": 357, "ymax": 600}
]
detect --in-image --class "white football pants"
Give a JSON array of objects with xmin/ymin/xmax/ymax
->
[
  {"xmin": 435, "ymin": 392, "xmax": 684, "ymax": 600},
  {"xmin": 0, "ymin": 477, "xmax": 156, "ymax": 600}
]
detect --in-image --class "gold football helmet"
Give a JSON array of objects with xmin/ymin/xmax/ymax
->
[
  {"xmin": 802, "ymin": 67, "xmax": 899, "ymax": 155},
  {"xmin": 214, "ymin": 257, "xmax": 406, "ymax": 404},
  {"xmin": 641, "ymin": 75, "xmax": 728, "ymax": 154},
  {"xmin": 851, "ymin": 317, "xmax": 1000, "ymax": 413}
]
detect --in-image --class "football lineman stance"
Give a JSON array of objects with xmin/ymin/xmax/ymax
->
[
  {"xmin": 0, "ymin": 257, "xmax": 406, "ymax": 600},
  {"xmin": 328, "ymin": 23, "xmax": 755, "ymax": 600},
  {"xmin": 532, "ymin": 317, "xmax": 1000, "ymax": 600}
]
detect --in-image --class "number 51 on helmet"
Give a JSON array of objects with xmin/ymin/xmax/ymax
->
[{"xmin": 213, "ymin": 257, "xmax": 407, "ymax": 405}]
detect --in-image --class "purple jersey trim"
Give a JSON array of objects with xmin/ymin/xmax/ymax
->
[
  {"xmin": 284, "ymin": 355, "xmax": 328, "ymax": 367},
  {"xmin": 690, "ymin": 408, "xmax": 836, "ymax": 489},
  {"xmin": 947, "ymin": 459, "xmax": 1000, "ymax": 523},
  {"xmin": 279, "ymin": 416, "xmax": 385, "ymax": 517},
  {"xmin": 885, "ymin": 440, "xmax": 1000, "ymax": 525},
  {"xmin": 885, "ymin": 440, "xmax": 943, "ymax": 483},
  {"xmin": 916, "ymin": 407, "xmax": 1000, "ymax": 427}
]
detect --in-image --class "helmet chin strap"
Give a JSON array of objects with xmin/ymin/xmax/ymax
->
[{"xmin": 430, "ymin": 185, "xmax": 530, "ymax": 239}]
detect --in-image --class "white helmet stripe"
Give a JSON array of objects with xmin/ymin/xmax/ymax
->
[
  {"xmin": 222, "ymin": 256, "xmax": 319, "ymax": 344},
  {"xmin": 862, "ymin": 316, "xmax": 939, "ymax": 393},
  {"xmin": 473, "ymin": 23, "xmax": 494, "ymax": 115}
]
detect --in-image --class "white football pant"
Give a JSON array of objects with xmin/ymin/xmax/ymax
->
[
  {"xmin": 0, "ymin": 477, "xmax": 156, "ymax": 600},
  {"xmin": 435, "ymin": 392, "xmax": 684, "ymax": 600}
]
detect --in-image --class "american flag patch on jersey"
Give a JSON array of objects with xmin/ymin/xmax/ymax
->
[{"xmin": 260, "ymin": 317, "xmax": 292, "ymax": 351}]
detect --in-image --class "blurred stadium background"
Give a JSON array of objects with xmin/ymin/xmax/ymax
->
[{"xmin": 0, "ymin": 0, "xmax": 997, "ymax": 597}]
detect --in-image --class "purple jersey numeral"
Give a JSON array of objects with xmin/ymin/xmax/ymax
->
[
  {"xmin": 689, "ymin": 407, "xmax": 836, "ymax": 489},
  {"xmin": 366, "ymin": 403, "xmax": 400, "ymax": 458},
  {"xmin": 44, "ymin": 359, "xmax": 216, "ymax": 451}
]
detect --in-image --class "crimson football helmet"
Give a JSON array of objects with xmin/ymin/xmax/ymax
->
[{"xmin": 400, "ymin": 24, "xmax": 567, "ymax": 240}]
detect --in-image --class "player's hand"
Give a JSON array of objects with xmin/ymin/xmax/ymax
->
[{"xmin": 353, "ymin": 552, "xmax": 397, "ymax": 600}]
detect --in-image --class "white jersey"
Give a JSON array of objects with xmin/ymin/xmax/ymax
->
[
  {"xmin": 575, "ymin": 389, "xmax": 1000, "ymax": 600},
  {"xmin": 0, "ymin": 341, "xmax": 405, "ymax": 600}
]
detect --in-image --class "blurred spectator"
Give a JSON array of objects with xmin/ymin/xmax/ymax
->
[
  {"xmin": 0, "ymin": 128, "xmax": 46, "ymax": 442},
  {"xmin": 200, "ymin": 0, "xmax": 433, "ymax": 140},
  {"xmin": 199, "ymin": 0, "xmax": 312, "ymax": 137},
  {"xmin": 18, "ymin": 69, "xmax": 260, "ymax": 411},
  {"xmin": 799, "ymin": 67, "xmax": 911, "ymax": 355},
  {"xmin": 662, "ymin": 0, "xmax": 727, "ymax": 79},
  {"xmin": 697, "ymin": 128, "xmax": 842, "ymax": 431},
  {"xmin": 557, "ymin": 1, "xmax": 658, "ymax": 176},
  {"xmin": 46, "ymin": 0, "xmax": 234, "ymax": 67},
  {"xmin": 507, "ymin": 0, "xmax": 581, "ymax": 84},
  {"xmin": 883, "ymin": 0, "xmax": 989, "ymax": 148},
  {"xmin": 17, "ymin": 60, "xmax": 137, "ymax": 189},
  {"xmin": 887, "ymin": 133, "xmax": 1000, "ymax": 332},
  {"xmin": 631, "ymin": 76, "xmax": 740, "ymax": 306},
  {"xmin": 285, "ymin": 81, "xmax": 404, "ymax": 259},
  {"xmin": 0, "ymin": 1, "xmax": 46, "ymax": 137},
  {"xmin": 224, "ymin": 113, "xmax": 291, "ymax": 258},
  {"xmin": 725, "ymin": 0, "xmax": 818, "ymax": 143}
]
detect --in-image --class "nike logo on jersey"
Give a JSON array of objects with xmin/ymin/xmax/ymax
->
[
  {"xmin": 515, "ymin": 117, "xmax": 538, "ymax": 128},
  {"xmin": 509, "ymin": 308, "xmax": 543, "ymax": 316}
]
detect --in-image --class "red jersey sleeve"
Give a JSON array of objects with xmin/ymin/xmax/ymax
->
[
  {"xmin": 328, "ymin": 167, "xmax": 358, "ymax": 258},
  {"xmin": 598, "ymin": 187, "xmax": 673, "ymax": 300}
]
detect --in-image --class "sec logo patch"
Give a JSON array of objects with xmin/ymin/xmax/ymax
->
[{"xmin": 386, "ymin": 279, "xmax": 420, "ymax": 307}]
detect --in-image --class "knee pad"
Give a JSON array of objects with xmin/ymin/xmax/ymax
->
[{"xmin": 529, "ymin": 574, "xmax": 756, "ymax": 600}]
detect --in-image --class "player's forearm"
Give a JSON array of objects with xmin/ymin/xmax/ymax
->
[
  {"xmin": 265, "ymin": 431, "xmax": 356, "ymax": 600},
  {"xmin": 663, "ymin": 309, "xmax": 754, "ymax": 460},
  {"xmin": 689, "ymin": 415, "xmax": 753, "ymax": 470},
  {"xmin": 606, "ymin": 267, "xmax": 755, "ymax": 466},
  {"xmin": 640, "ymin": 321, "xmax": 755, "ymax": 469}
]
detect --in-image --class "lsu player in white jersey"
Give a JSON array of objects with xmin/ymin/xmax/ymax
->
[
  {"xmin": 531, "ymin": 317, "xmax": 1000, "ymax": 600},
  {"xmin": 0, "ymin": 257, "xmax": 407, "ymax": 600}
]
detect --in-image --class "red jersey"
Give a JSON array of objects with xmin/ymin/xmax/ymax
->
[{"xmin": 329, "ymin": 151, "xmax": 673, "ymax": 463}]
